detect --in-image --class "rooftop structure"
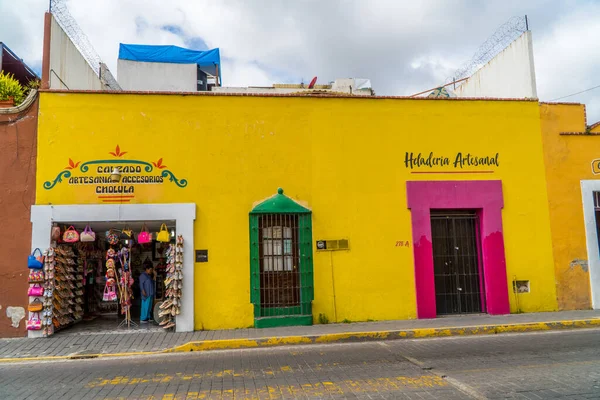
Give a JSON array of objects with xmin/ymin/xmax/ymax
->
[{"xmin": 213, "ymin": 78, "xmax": 374, "ymax": 96}]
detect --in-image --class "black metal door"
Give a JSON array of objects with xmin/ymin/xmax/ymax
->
[{"xmin": 430, "ymin": 211, "xmax": 484, "ymax": 315}]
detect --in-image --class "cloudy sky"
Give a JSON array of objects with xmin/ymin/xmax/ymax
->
[{"xmin": 2, "ymin": 0, "xmax": 599, "ymax": 122}]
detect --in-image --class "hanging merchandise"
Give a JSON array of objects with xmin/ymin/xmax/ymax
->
[
  {"xmin": 120, "ymin": 227, "xmax": 134, "ymax": 244},
  {"xmin": 28, "ymin": 248, "xmax": 44, "ymax": 269},
  {"xmin": 105, "ymin": 230, "xmax": 120, "ymax": 246},
  {"xmin": 28, "ymin": 284, "xmax": 44, "ymax": 297},
  {"xmin": 26, "ymin": 313, "xmax": 42, "ymax": 331},
  {"xmin": 156, "ymin": 224, "xmax": 171, "ymax": 243},
  {"xmin": 80, "ymin": 225, "xmax": 96, "ymax": 242},
  {"xmin": 122, "ymin": 227, "xmax": 133, "ymax": 238},
  {"xmin": 159, "ymin": 235, "xmax": 183, "ymax": 330},
  {"xmin": 116, "ymin": 247, "xmax": 136, "ymax": 328},
  {"xmin": 103, "ymin": 242, "xmax": 119, "ymax": 303},
  {"xmin": 42, "ymin": 248, "xmax": 56, "ymax": 337},
  {"xmin": 51, "ymin": 223, "xmax": 61, "ymax": 241},
  {"xmin": 28, "ymin": 270, "xmax": 45, "ymax": 283},
  {"xmin": 52, "ymin": 245, "xmax": 84, "ymax": 330},
  {"xmin": 106, "ymin": 248, "xmax": 117, "ymax": 259},
  {"xmin": 63, "ymin": 226, "xmax": 80, "ymax": 243},
  {"xmin": 103, "ymin": 285, "xmax": 117, "ymax": 301},
  {"xmin": 137, "ymin": 224, "xmax": 152, "ymax": 244},
  {"xmin": 28, "ymin": 298, "xmax": 43, "ymax": 312}
]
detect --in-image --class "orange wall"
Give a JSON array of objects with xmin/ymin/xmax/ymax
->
[
  {"xmin": 0, "ymin": 97, "xmax": 38, "ymax": 337},
  {"xmin": 540, "ymin": 103, "xmax": 596, "ymax": 310}
]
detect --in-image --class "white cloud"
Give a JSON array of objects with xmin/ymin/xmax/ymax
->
[{"xmin": 0, "ymin": 0, "xmax": 599, "ymax": 122}]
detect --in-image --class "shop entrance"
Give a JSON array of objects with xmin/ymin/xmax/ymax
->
[
  {"xmin": 30, "ymin": 203, "xmax": 195, "ymax": 337},
  {"xmin": 45, "ymin": 221, "xmax": 179, "ymax": 335},
  {"xmin": 430, "ymin": 210, "xmax": 485, "ymax": 315}
]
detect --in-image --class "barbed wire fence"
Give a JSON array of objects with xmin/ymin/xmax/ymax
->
[
  {"xmin": 446, "ymin": 16, "xmax": 528, "ymax": 85},
  {"xmin": 50, "ymin": 0, "xmax": 121, "ymax": 90}
]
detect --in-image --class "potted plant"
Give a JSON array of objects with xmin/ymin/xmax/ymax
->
[{"xmin": 0, "ymin": 71, "xmax": 25, "ymax": 108}]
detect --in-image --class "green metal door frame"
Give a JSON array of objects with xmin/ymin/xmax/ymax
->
[{"xmin": 250, "ymin": 188, "xmax": 313, "ymax": 328}]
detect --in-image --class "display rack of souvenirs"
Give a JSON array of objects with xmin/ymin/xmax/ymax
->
[
  {"xmin": 26, "ymin": 248, "xmax": 45, "ymax": 335},
  {"xmin": 52, "ymin": 245, "xmax": 84, "ymax": 331},
  {"xmin": 41, "ymin": 248, "xmax": 55, "ymax": 336},
  {"xmin": 158, "ymin": 235, "xmax": 183, "ymax": 330},
  {"xmin": 117, "ymin": 247, "xmax": 136, "ymax": 328}
]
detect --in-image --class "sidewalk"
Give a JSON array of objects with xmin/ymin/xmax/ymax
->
[{"xmin": 1, "ymin": 310, "xmax": 600, "ymax": 362}]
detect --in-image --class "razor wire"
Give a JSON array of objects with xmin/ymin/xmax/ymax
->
[
  {"xmin": 50, "ymin": 0, "xmax": 121, "ymax": 90},
  {"xmin": 446, "ymin": 16, "xmax": 528, "ymax": 84}
]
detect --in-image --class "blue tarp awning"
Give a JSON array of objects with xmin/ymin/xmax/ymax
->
[{"xmin": 118, "ymin": 44, "xmax": 221, "ymax": 82}]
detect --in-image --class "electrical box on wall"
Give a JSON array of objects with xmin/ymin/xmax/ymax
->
[
  {"xmin": 513, "ymin": 280, "xmax": 530, "ymax": 293},
  {"xmin": 316, "ymin": 239, "xmax": 349, "ymax": 251}
]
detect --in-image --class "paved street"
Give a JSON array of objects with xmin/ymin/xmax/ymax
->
[
  {"xmin": 1, "ymin": 328, "xmax": 600, "ymax": 399},
  {"xmin": 2, "ymin": 311, "xmax": 599, "ymax": 360}
]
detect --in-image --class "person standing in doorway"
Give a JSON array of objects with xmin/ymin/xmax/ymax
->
[{"xmin": 139, "ymin": 265, "xmax": 155, "ymax": 323}]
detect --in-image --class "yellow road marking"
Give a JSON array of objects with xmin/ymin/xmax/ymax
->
[{"xmin": 100, "ymin": 375, "xmax": 446, "ymax": 400}]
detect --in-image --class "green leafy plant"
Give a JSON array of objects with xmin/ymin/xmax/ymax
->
[
  {"xmin": 23, "ymin": 78, "xmax": 40, "ymax": 98},
  {"xmin": 0, "ymin": 71, "xmax": 25, "ymax": 105},
  {"xmin": 318, "ymin": 313, "xmax": 329, "ymax": 325}
]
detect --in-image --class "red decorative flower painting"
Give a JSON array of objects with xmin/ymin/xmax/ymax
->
[
  {"xmin": 109, "ymin": 145, "xmax": 127, "ymax": 158},
  {"xmin": 64, "ymin": 158, "xmax": 81, "ymax": 170},
  {"xmin": 152, "ymin": 158, "xmax": 167, "ymax": 169}
]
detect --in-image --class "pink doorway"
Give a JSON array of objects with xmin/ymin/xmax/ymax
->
[{"xmin": 406, "ymin": 180, "xmax": 510, "ymax": 318}]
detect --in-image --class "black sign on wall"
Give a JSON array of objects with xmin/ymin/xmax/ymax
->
[{"xmin": 195, "ymin": 250, "xmax": 208, "ymax": 263}]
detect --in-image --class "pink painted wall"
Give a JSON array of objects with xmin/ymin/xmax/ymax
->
[{"xmin": 406, "ymin": 180, "xmax": 510, "ymax": 318}]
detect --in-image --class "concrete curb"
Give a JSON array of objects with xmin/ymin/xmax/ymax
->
[
  {"xmin": 1, "ymin": 318, "xmax": 599, "ymax": 363},
  {"xmin": 165, "ymin": 318, "xmax": 600, "ymax": 353}
]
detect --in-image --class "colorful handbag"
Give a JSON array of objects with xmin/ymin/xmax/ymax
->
[
  {"xmin": 80, "ymin": 225, "xmax": 96, "ymax": 242},
  {"xmin": 63, "ymin": 226, "xmax": 80, "ymax": 243},
  {"xmin": 28, "ymin": 270, "xmax": 45, "ymax": 283},
  {"xmin": 28, "ymin": 298, "xmax": 43, "ymax": 312},
  {"xmin": 28, "ymin": 284, "xmax": 44, "ymax": 297},
  {"xmin": 157, "ymin": 224, "xmax": 171, "ymax": 243},
  {"xmin": 28, "ymin": 248, "xmax": 44, "ymax": 269},
  {"xmin": 138, "ymin": 224, "xmax": 152, "ymax": 244},
  {"xmin": 105, "ymin": 230, "xmax": 120, "ymax": 245},
  {"xmin": 103, "ymin": 285, "xmax": 117, "ymax": 301},
  {"xmin": 26, "ymin": 313, "xmax": 42, "ymax": 331},
  {"xmin": 51, "ymin": 223, "xmax": 61, "ymax": 241}
]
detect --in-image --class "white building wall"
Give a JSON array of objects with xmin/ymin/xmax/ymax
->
[
  {"xmin": 118, "ymin": 59, "xmax": 197, "ymax": 92},
  {"xmin": 49, "ymin": 14, "xmax": 104, "ymax": 90},
  {"xmin": 454, "ymin": 31, "xmax": 537, "ymax": 99}
]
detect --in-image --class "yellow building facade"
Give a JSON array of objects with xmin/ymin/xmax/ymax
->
[
  {"xmin": 541, "ymin": 103, "xmax": 600, "ymax": 311},
  {"xmin": 35, "ymin": 91, "xmax": 559, "ymax": 331}
]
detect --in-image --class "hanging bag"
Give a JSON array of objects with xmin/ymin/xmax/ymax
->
[
  {"xmin": 103, "ymin": 285, "xmax": 117, "ymax": 301},
  {"xmin": 28, "ymin": 298, "xmax": 43, "ymax": 312},
  {"xmin": 26, "ymin": 312, "xmax": 42, "ymax": 331},
  {"xmin": 137, "ymin": 224, "xmax": 152, "ymax": 244},
  {"xmin": 28, "ymin": 284, "xmax": 44, "ymax": 297},
  {"xmin": 80, "ymin": 225, "xmax": 96, "ymax": 242},
  {"xmin": 105, "ymin": 229, "xmax": 120, "ymax": 245},
  {"xmin": 28, "ymin": 270, "xmax": 45, "ymax": 283},
  {"xmin": 157, "ymin": 224, "xmax": 171, "ymax": 243},
  {"xmin": 63, "ymin": 226, "xmax": 80, "ymax": 243},
  {"xmin": 28, "ymin": 248, "xmax": 44, "ymax": 269},
  {"xmin": 51, "ymin": 223, "xmax": 61, "ymax": 241}
]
